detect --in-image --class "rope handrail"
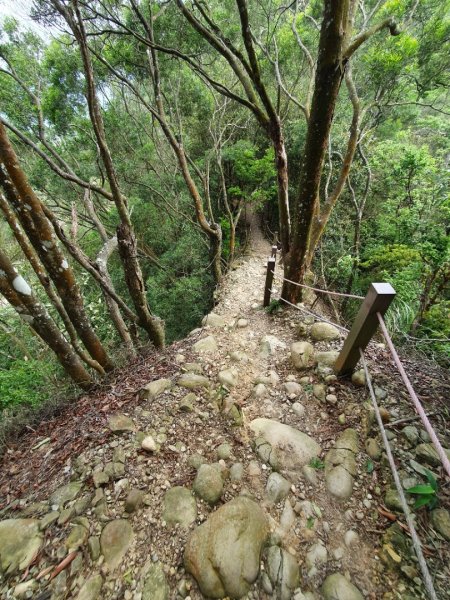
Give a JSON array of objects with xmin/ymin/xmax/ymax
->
[
  {"xmin": 272, "ymin": 271, "xmax": 364, "ymax": 300},
  {"xmin": 270, "ymin": 290, "xmax": 350, "ymax": 333},
  {"xmin": 360, "ymin": 349, "xmax": 438, "ymax": 600},
  {"xmin": 377, "ymin": 312, "xmax": 450, "ymax": 478}
]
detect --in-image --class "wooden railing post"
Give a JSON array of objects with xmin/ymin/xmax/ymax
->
[
  {"xmin": 335, "ymin": 282, "xmax": 396, "ymax": 376},
  {"xmin": 263, "ymin": 256, "xmax": 276, "ymax": 307},
  {"xmin": 271, "ymin": 244, "xmax": 278, "ymax": 257}
]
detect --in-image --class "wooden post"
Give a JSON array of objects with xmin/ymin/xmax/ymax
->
[
  {"xmin": 263, "ymin": 257, "xmax": 276, "ymax": 307},
  {"xmin": 335, "ymin": 282, "xmax": 396, "ymax": 376},
  {"xmin": 271, "ymin": 244, "xmax": 278, "ymax": 257}
]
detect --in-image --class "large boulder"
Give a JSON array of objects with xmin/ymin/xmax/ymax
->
[
  {"xmin": 310, "ymin": 322, "xmax": 340, "ymax": 341},
  {"xmin": 0, "ymin": 519, "xmax": 43, "ymax": 574},
  {"xmin": 184, "ymin": 497, "xmax": 268, "ymax": 598},
  {"xmin": 250, "ymin": 418, "xmax": 321, "ymax": 474},
  {"xmin": 291, "ymin": 342, "xmax": 314, "ymax": 370}
]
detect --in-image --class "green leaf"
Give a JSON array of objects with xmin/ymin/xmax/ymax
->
[
  {"xmin": 306, "ymin": 517, "xmax": 315, "ymax": 529},
  {"xmin": 366, "ymin": 459, "xmax": 375, "ymax": 474},
  {"xmin": 413, "ymin": 495, "xmax": 432, "ymax": 510},
  {"xmin": 424, "ymin": 468, "xmax": 438, "ymax": 492},
  {"xmin": 406, "ymin": 484, "xmax": 435, "ymax": 495}
]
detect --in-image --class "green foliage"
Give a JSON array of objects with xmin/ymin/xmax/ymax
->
[
  {"xmin": 406, "ymin": 469, "xmax": 439, "ymax": 510},
  {"xmin": 223, "ymin": 141, "xmax": 277, "ymax": 207},
  {"xmin": 0, "ymin": 359, "xmax": 57, "ymax": 410},
  {"xmin": 309, "ymin": 457, "xmax": 325, "ymax": 470},
  {"xmin": 265, "ymin": 299, "xmax": 282, "ymax": 314}
]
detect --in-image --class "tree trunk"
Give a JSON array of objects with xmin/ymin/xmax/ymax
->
[
  {"xmin": 207, "ymin": 225, "xmax": 223, "ymax": 285},
  {"xmin": 344, "ymin": 210, "xmax": 362, "ymax": 302},
  {"xmin": 270, "ymin": 120, "xmax": 291, "ymax": 257},
  {"xmin": 305, "ymin": 66, "xmax": 360, "ymax": 264},
  {"xmin": 84, "ymin": 190, "xmax": 136, "ymax": 354},
  {"xmin": 282, "ymin": 0, "xmax": 352, "ymax": 303},
  {"xmin": 56, "ymin": 0, "xmax": 165, "ymax": 346},
  {"xmin": 0, "ymin": 190, "xmax": 105, "ymax": 375},
  {"xmin": 117, "ymin": 222, "xmax": 165, "ymax": 348},
  {"xmin": 0, "ymin": 248, "xmax": 92, "ymax": 388},
  {"xmin": 0, "ymin": 124, "xmax": 113, "ymax": 371}
]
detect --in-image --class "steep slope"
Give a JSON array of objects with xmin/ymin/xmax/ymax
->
[{"xmin": 0, "ymin": 216, "xmax": 448, "ymax": 600}]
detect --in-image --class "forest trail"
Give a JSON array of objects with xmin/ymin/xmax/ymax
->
[{"xmin": 0, "ymin": 216, "xmax": 449, "ymax": 600}]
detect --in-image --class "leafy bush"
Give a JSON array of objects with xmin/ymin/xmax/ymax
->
[{"xmin": 0, "ymin": 359, "xmax": 58, "ymax": 410}]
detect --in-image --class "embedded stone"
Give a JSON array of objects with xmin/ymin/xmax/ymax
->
[
  {"xmin": 163, "ymin": 487, "xmax": 197, "ymax": 528},
  {"xmin": 265, "ymin": 472, "xmax": 291, "ymax": 504},
  {"xmin": 310, "ymin": 322, "xmax": 340, "ymax": 341},
  {"xmin": 202, "ymin": 312, "xmax": 227, "ymax": 328},
  {"xmin": 321, "ymin": 573, "xmax": 363, "ymax": 600},
  {"xmin": 430, "ymin": 508, "xmax": 450, "ymax": 540},
  {"xmin": 0, "ymin": 519, "xmax": 43, "ymax": 574},
  {"xmin": 193, "ymin": 336, "xmax": 218, "ymax": 353},
  {"xmin": 140, "ymin": 378, "xmax": 172, "ymax": 400},
  {"xmin": 184, "ymin": 497, "xmax": 268, "ymax": 598},
  {"xmin": 142, "ymin": 561, "xmax": 169, "ymax": 600},
  {"xmin": 351, "ymin": 370, "xmax": 366, "ymax": 387},
  {"xmin": 125, "ymin": 489, "xmax": 145, "ymax": 513},
  {"xmin": 315, "ymin": 351, "xmax": 340, "ymax": 367},
  {"xmin": 49, "ymin": 481, "xmax": 83, "ymax": 507},
  {"xmin": 218, "ymin": 368, "xmax": 238, "ymax": 388},
  {"xmin": 193, "ymin": 464, "xmax": 223, "ymax": 505},
  {"xmin": 75, "ymin": 574, "xmax": 103, "ymax": 600},
  {"xmin": 178, "ymin": 373, "xmax": 210, "ymax": 389},
  {"xmin": 141, "ymin": 435, "xmax": 157, "ymax": 452},
  {"xmin": 100, "ymin": 520, "xmax": 133, "ymax": 570},
  {"xmin": 291, "ymin": 342, "xmax": 314, "ymax": 370},
  {"xmin": 260, "ymin": 335, "xmax": 286, "ymax": 356},
  {"xmin": 108, "ymin": 414, "xmax": 135, "ymax": 434},
  {"xmin": 250, "ymin": 418, "xmax": 321, "ymax": 474},
  {"xmin": 325, "ymin": 429, "xmax": 358, "ymax": 500},
  {"xmin": 265, "ymin": 546, "xmax": 300, "ymax": 600}
]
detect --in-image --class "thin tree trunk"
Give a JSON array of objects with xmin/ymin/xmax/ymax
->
[
  {"xmin": 84, "ymin": 190, "xmax": 135, "ymax": 354},
  {"xmin": 117, "ymin": 222, "xmax": 164, "ymax": 347},
  {"xmin": 0, "ymin": 124, "xmax": 113, "ymax": 371},
  {"xmin": 0, "ymin": 191, "xmax": 105, "ymax": 375},
  {"xmin": 54, "ymin": 0, "xmax": 165, "ymax": 347},
  {"xmin": 0, "ymin": 249, "xmax": 92, "ymax": 388},
  {"xmin": 270, "ymin": 121, "xmax": 291, "ymax": 256}
]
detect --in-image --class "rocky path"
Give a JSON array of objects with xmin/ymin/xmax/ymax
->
[{"xmin": 0, "ymin": 217, "xmax": 449, "ymax": 600}]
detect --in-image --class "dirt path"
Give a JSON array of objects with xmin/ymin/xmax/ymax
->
[{"xmin": 0, "ymin": 216, "xmax": 448, "ymax": 600}]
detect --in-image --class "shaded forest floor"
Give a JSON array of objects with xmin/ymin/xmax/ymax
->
[{"xmin": 0, "ymin": 215, "xmax": 449, "ymax": 600}]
